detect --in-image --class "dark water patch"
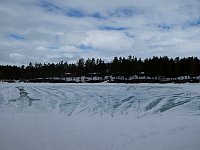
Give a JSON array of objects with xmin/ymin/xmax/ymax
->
[
  {"xmin": 156, "ymin": 98, "xmax": 190, "ymax": 113},
  {"xmin": 113, "ymin": 96, "xmax": 135, "ymax": 109},
  {"xmin": 145, "ymin": 98, "xmax": 163, "ymax": 111},
  {"xmin": 8, "ymin": 87, "xmax": 40, "ymax": 106}
]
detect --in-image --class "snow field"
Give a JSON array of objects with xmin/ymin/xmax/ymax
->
[{"xmin": 0, "ymin": 83, "xmax": 200, "ymax": 150}]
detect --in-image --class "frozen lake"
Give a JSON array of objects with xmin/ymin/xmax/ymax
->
[{"xmin": 0, "ymin": 83, "xmax": 200, "ymax": 150}]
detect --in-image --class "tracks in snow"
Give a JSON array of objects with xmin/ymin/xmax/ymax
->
[{"xmin": 0, "ymin": 84, "xmax": 199, "ymax": 116}]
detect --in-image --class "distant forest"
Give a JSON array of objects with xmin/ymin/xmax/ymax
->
[{"xmin": 1, "ymin": 56, "xmax": 200, "ymax": 83}]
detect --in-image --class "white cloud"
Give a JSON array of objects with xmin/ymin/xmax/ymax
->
[
  {"xmin": 81, "ymin": 30, "xmax": 134, "ymax": 52},
  {"xmin": 9, "ymin": 53, "xmax": 25, "ymax": 63}
]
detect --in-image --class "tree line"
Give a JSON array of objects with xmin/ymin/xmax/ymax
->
[{"xmin": 0, "ymin": 56, "xmax": 200, "ymax": 82}]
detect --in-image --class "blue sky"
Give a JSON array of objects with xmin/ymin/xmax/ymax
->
[{"xmin": 0, "ymin": 0, "xmax": 200, "ymax": 65}]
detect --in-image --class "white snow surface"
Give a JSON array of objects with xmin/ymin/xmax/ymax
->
[{"xmin": 0, "ymin": 83, "xmax": 200, "ymax": 150}]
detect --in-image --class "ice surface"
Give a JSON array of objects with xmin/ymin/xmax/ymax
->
[{"xmin": 0, "ymin": 83, "xmax": 200, "ymax": 150}]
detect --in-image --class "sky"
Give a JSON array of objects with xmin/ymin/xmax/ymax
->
[{"xmin": 0, "ymin": 0, "xmax": 200, "ymax": 65}]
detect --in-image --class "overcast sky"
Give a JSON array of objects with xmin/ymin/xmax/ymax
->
[{"xmin": 0, "ymin": 0, "xmax": 200, "ymax": 65}]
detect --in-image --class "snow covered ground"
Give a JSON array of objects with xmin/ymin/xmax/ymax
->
[{"xmin": 0, "ymin": 83, "xmax": 200, "ymax": 150}]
